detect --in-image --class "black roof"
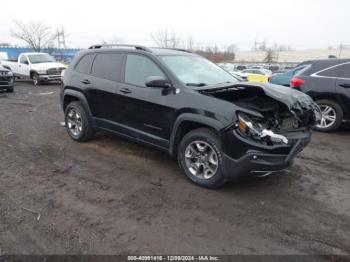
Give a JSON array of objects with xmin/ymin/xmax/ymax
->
[{"xmin": 86, "ymin": 44, "xmax": 195, "ymax": 56}]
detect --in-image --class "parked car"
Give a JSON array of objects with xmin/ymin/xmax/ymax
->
[
  {"xmin": 0, "ymin": 65, "xmax": 14, "ymax": 92},
  {"xmin": 1, "ymin": 52, "xmax": 66, "ymax": 86},
  {"xmin": 269, "ymin": 66, "xmax": 307, "ymax": 86},
  {"xmin": 61, "ymin": 44, "xmax": 320, "ymax": 188},
  {"xmin": 291, "ymin": 59, "xmax": 350, "ymax": 132},
  {"xmin": 236, "ymin": 69, "xmax": 272, "ymax": 83}
]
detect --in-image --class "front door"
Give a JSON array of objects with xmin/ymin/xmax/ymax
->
[
  {"xmin": 19, "ymin": 55, "xmax": 30, "ymax": 77},
  {"xmin": 117, "ymin": 53, "xmax": 176, "ymax": 147}
]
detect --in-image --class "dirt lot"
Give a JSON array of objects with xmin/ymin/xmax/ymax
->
[{"xmin": 0, "ymin": 82, "xmax": 349, "ymax": 255}]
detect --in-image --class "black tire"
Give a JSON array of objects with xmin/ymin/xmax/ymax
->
[
  {"xmin": 6, "ymin": 87, "xmax": 14, "ymax": 93},
  {"xmin": 64, "ymin": 101, "xmax": 95, "ymax": 142},
  {"xmin": 315, "ymin": 99, "xmax": 343, "ymax": 132},
  {"xmin": 32, "ymin": 73, "xmax": 40, "ymax": 86},
  {"xmin": 177, "ymin": 128, "xmax": 227, "ymax": 189}
]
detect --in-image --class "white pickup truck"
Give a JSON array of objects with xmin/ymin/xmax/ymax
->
[{"xmin": 1, "ymin": 52, "xmax": 66, "ymax": 85}]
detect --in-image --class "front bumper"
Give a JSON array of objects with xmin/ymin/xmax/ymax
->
[
  {"xmin": 0, "ymin": 76, "xmax": 14, "ymax": 90},
  {"xmin": 222, "ymin": 129, "xmax": 311, "ymax": 181},
  {"xmin": 38, "ymin": 74, "xmax": 61, "ymax": 82}
]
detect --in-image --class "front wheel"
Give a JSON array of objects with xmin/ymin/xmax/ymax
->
[
  {"xmin": 32, "ymin": 73, "xmax": 40, "ymax": 86},
  {"xmin": 315, "ymin": 99, "xmax": 343, "ymax": 132},
  {"xmin": 177, "ymin": 128, "xmax": 227, "ymax": 189}
]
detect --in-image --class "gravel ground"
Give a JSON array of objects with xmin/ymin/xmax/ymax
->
[{"xmin": 0, "ymin": 82, "xmax": 349, "ymax": 255}]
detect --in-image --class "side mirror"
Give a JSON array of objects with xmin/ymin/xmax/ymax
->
[{"xmin": 145, "ymin": 76, "xmax": 171, "ymax": 88}]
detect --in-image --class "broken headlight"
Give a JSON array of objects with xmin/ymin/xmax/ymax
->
[{"xmin": 237, "ymin": 113, "xmax": 288, "ymax": 145}]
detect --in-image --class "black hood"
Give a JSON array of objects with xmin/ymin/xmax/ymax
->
[
  {"xmin": 0, "ymin": 65, "xmax": 10, "ymax": 72},
  {"xmin": 197, "ymin": 81, "xmax": 322, "ymax": 123}
]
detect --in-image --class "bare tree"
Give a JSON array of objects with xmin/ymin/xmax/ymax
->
[
  {"xmin": 110, "ymin": 36, "xmax": 125, "ymax": 44},
  {"xmin": 100, "ymin": 36, "xmax": 125, "ymax": 45},
  {"xmin": 11, "ymin": 20, "xmax": 56, "ymax": 52},
  {"xmin": 186, "ymin": 35, "xmax": 195, "ymax": 51},
  {"xmin": 151, "ymin": 28, "xmax": 181, "ymax": 48},
  {"xmin": 264, "ymin": 48, "xmax": 278, "ymax": 63}
]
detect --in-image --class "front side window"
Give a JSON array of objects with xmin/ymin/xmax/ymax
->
[
  {"xmin": 125, "ymin": 54, "xmax": 165, "ymax": 87},
  {"xmin": 28, "ymin": 54, "xmax": 56, "ymax": 64},
  {"xmin": 161, "ymin": 55, "xmax": 238, "ymax": 86},
  {"xmin": 20, "ymin": 55, "xmax": 29, "ymax": 64},
  {"xmin": 91, "ymin": 53, "xmax": 123, "ymax": 81}
]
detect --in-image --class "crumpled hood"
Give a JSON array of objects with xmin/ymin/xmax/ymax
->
[
  {"xmin": 196, "ymin": 81, "xmax": 322, "ymax": 124},
  {"xmin": 240, "ymin": 82, "xmax": 322, "ymax": 121},
  {"xmin": 0, "ymin": 65, "xmax": 10, "ymax": 72}
]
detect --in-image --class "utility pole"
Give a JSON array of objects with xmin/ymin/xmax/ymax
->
[{"xmin": 56, "ymin": 27, "xmax": 66, "ymax": 49}]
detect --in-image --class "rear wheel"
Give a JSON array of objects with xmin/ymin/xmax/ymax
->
[
  {"xmin": 177, "ymin": 128, "xmax": 227, "ymax": 189},
  {"xmin": 65, "ymin": 101, "xmax": 95, "ymax": 142},
  {"xmin": 315, "ymin": 99, "xmax": 343, "ymax": 132}
]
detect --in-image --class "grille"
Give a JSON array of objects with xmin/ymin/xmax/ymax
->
[
  {"xmin": 0, "ymin": 71, "xmax": 9, "ymax": 76},
  {"xmin": 0, "ymin": 76, "xmax": 11, "ymax": 81},
  {"xmin": 47, "ymin": 67, "xmax": 65, "ymax": 75}
]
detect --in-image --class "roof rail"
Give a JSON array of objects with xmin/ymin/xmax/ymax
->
[
  {"xmin": 159, "ymin": 48, "xmax": 193, "ymax": 53},
  {"xmin": 88, "ymin": 44, "xmax": 152, "ymax": 52}
]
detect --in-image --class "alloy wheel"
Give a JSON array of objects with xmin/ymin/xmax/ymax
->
[
  {"xmin": 67, "ymin": 108, "xmax": 83, "ymax": 137},
  {"xmin": 184, "ymin": 141, "xmax": 219, "ymax": 180},
  {"xmin": 317, "ymin": 105, "xmax": 337, "ymax": 129}
]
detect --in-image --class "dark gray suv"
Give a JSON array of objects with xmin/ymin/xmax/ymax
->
[{"xmin": 291, "ymin": 59, "xmax": 350, "ymax": 132}]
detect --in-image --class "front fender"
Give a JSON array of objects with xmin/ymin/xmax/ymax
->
[{"xmin": 169, "ymin": 113, "xmax": 226, "ymax": 156}]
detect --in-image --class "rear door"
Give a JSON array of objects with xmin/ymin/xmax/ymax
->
[
  {"xmin": 87, "ymin": 52, "xmax": 125, "ymax": 124},
  {"xmin": 334, "ymin": 63, "xmax": 350, "ymax": 114}
]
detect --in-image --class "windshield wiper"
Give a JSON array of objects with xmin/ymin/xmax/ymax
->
[
  {"xmin": 215, "ymin": 81, "xmax": 232, "ymax": 85},
  {"xmin": 186, "ymin": 83, "xmax": 207, "ymax": 87}
]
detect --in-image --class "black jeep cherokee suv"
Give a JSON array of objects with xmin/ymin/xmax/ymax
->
[{"xmin": 60, "ymin": 44, "xmax": 320, "ymax": 188}]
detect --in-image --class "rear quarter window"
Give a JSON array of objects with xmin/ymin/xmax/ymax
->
[{"xmin": 75, "ymin": 54, "xmax": 95, "ymax": 74}]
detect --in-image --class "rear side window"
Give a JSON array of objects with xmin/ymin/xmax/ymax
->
[
  {"xmin": 318, "ymin": 63, "xmax": 350, "ymax": 79},
  {"xmin": 91, "ymin": 53, "xmax": 123, "ymax": 81},
  {"xmin": 75, "ymin": 54, "xmax": 95, "ymax": 74},
  {"xmin": 125, "ymin": 54, "xmax": 165, "ymax": 87}
]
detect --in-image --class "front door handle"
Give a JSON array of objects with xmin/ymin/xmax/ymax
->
[
  {"xmin": 81, "ymin": 79, "xmax": 91, "ymax": 85},
  {"xmin": 339, "ymin": 83, "xmax": 350, "ymax": 88},
  {"xmin": 120, "ymin": 88, "xmax": 132, "ymax": 94}
]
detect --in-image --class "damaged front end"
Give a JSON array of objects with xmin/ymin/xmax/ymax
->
[
  {"xmin": 199, "ymin": 82, "xmax": 321, "ymax": 180},
  {"xmin": 200, "ymin": 82, "xmax": 321, "ymax": 145}
]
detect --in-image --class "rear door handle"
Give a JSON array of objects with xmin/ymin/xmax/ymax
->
[
  {"xmin": 339, "ymin": 83, "xmax": 350, "ymax": 88},
  {"xmin": 81, "ymin": 79, "xmax": 91, "ymax": 85},
  {"xmin": 120, "ymin": 88, "xmax": 132, "ymax": 94}
]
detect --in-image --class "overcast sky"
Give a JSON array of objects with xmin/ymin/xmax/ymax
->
[{"xmin": 1, "ymin": 0, "xmax": 350, "ymax": 50}]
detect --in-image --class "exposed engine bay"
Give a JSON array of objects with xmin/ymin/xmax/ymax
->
[{"xmin": 199, "ymin": 83, "xmax": 321, "ymax": 145}]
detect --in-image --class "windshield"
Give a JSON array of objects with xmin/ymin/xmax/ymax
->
[
  {"xmin": 28, "ymin": 54, "xmax": 56, "ymax": 64},
  {"xmin": 160, "ymin": 55, "xmax": 239, "ymax": 86}
]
